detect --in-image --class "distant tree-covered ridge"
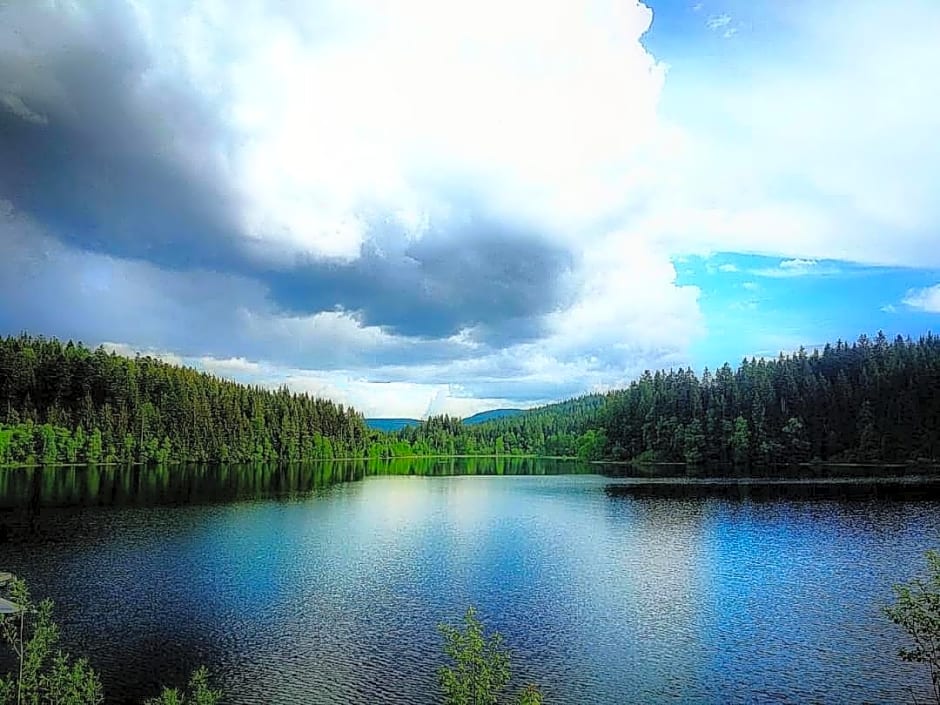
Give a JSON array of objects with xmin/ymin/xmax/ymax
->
[
  {"xmin": 390, "ymin": 395, "xmax": 606, "ymax": 459},
  {"xmin": 1, "ymin": 332, "xmax": 939, "ymax": 467},
  {"xmin": 363, "ymin": 409, "xmax": 523, "ymax": 433}
]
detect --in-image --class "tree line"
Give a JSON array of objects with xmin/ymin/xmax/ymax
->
[
  {"xmin": 395, "ymin": 332, "xmax": 940, "ymax": 466},
  {"xmin": 1, "ymin": 332, "xmax": 938, "ymax": 468},
  {"xmin": 600, "ymin": 332, "xmax": 940, "ymax": 466},
  {"xmin": 0, "ymin": 335, "xmax": 369, "ymax": 466},
  {"xmin": 388, "ymin": 395, "xmax": 606, "ymax": 458}
]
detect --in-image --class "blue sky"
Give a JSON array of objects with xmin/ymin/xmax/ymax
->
[
  {"xmin": 0, "ymin": 0, "xmax": 938, "ymax": 417},
  {"xmin": 676, "ymin": 254, "xmax": 940, "ymax": 367}
]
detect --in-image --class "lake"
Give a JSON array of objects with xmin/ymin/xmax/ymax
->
[{"xmin": 0, "ymin": 458, "xmax": 937, "ymax": 704}]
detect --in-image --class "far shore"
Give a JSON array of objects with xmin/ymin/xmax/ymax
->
[{"xmin": 2, "ymin": 455, "xmax": 938, "ymax": 473}]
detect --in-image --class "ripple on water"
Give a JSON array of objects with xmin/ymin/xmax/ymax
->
[{"xmin": 0, "ymin": 466, "xmax": 937, "ymax": 704}]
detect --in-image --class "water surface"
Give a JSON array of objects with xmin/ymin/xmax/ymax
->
[{"xmin": 0, "ymin": 459, "xmax": 936, "ymax": 704}]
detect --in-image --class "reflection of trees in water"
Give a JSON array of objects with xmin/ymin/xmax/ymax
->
[
  {"xmin": 604, "ymin": 478, "xmax": 940, "ymax": 501},
  {"xmin": 0, "ymin": 462, "xmax": 364, "ymax": 511},
  {"xmin": 0, "ymin": 457, "xmax": 593, "ymax": 512},
  {"xmin": 366, "ymin": 455, "xmax": 576, "ymax": 477}
]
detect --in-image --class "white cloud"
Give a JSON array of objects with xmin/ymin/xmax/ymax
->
[
  {"xmin": 266, "ymin": 371, "xmax": 534, "ymax": 419},
  {"xmin": 546, "ymin": 233, "xmax": 703, "ymax": 364},
  {"xmin": 0, "ymin": 93, "xmax": 47, "ymax": 124},
  {"xmin": 704, "ymin": 260, "xmax": 740, "ymax": 274},
  {"xmin": 136, "ymin": 0, "xmax": 667, "ymax": 263},
  {"xmin": 240, "ymin": 309, "xmax": 395, "ymax": 355},
  {"xmin": 706, "ymin": 14, "xmax": 731, "ymax": 30},
  {"xmin": 100, "ymin": 342, "xmax": 184, "ymax": 366},
  {"xmin": 903, "ymin": 284, "xmax": 940, "ymax": 313},
  {"xmin": 780, "ymin": 258, "xmax": 817, "ymax": 270},
  {"xmin": 751, "ymin": 259, "xmax": 841, "ymax": 278},
  {"xmin": 640, "ymin": 0, "xmax": 940, "ymax": 268},
  {"xmin": 197, "ymin": 356, "xmax": 264, "ymax": 378}
]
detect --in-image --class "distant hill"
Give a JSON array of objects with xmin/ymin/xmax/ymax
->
[
  {"xmin": 462, "ymin": 408, "xmax": 524, "ymax": 425},
  {"xmin": 366, "ymin": 408, "xmax": 524, "ymax": 432},
  {"xmin": 365, "ymin": 418, "xmax": 421, "ymax": 432}
]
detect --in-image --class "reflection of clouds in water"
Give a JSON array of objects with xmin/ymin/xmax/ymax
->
[{"xmin": 358, "ymin": 476, "xmax": 433, "ymax": 530}]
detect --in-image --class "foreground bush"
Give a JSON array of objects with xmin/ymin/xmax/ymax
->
[
  {"xmin": 0, "ymin": 579, "xmax": 103, "ymax": 705},
  {"xmin": 439, "ymin": 607, "xmax": 543, "ymax": 705},
  {"xmin": 144, "ymin": 667, "xmax": 221, "ymax": 705},
  {"xmin": 885, "ymin": 550, "xmax": 940, "ymax": 704},
  {"xmin": 0, "ymin": 578, "xmax": 219, "ymax": 705}
]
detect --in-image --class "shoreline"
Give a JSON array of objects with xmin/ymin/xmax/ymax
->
[{"xmin": 2, "ymin": 455, "xmax": 938, "ymax": 474}]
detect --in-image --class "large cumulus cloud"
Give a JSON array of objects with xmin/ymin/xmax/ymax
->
[{"xmin": 0, "ymin": 0, "xmax": 589, "ymax": 345}]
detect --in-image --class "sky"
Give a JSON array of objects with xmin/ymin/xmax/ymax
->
[{"xmin": 0, "ymin": 0, "xmax": 938, "ymax": 418}]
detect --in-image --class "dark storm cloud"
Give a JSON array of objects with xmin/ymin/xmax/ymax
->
[
  {"xmin": 0, "ymin": 2, "xmax": 243, "ymax": 270},
  {"xmin": 270, "ymin": 220, "xmax": 574, "ymax": 341},
  {"xmin": 0, "ymin": 1, "xmax": 575, "ymax": 345},
  {"xmin": 0, "ymin": 217, "xmax": 490, "ymax": 371}
]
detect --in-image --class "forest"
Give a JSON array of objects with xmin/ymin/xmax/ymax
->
[
  {"xmin": 0, "ymin": 332, "xmax": 938, "ymax": 467},
  {"xmin": 0, "ymin": 336, "xmax": 369, "ymax": 465},
  {"xmin": 391, "ymin": 332, "xmax": 940, "ymax": 465}
]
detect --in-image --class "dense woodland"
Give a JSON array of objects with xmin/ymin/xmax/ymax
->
[
  {"xmin": 0, "ymin": 332, "xmax": 938, "ymax": 467},
  {"xmin": 395, "ymin": 332, "xmax": 940, "ymax": 465},
  {"xmin": 600, "ymin": 332, "xmax": 940, "ymax": 465},
  {"xmin": 389, "ymin": 395, "xmax": 606, "ymax": 458},
  {"xmin": 0, "ymin": 336, "xmax": 369, "ymax": 465}
]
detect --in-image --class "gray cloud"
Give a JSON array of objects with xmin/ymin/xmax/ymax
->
[
  {"xmin": 0, "ymin": 1, "xmax": 244, "ymax": 270},
  {"xmin": 0, "ymin": 207, "xmax": 694, "ymax": 413},
  {"xmin": 0, "ymin": 1, "xmax": 575, "ymax": 345},
  {"xmin": 0, "ymin": 213, "xmax": 497, "ymax": 371},
  {"xmin": 269, "ymin": 218, "xmax": 574, "ymax": 342}
]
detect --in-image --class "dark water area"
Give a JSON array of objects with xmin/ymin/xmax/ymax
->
[
  {"xmin": 605, "ymin": 477, "xmax": 940, "ymax": 501},
  {"xmin": 1, "ymin": 458, "xmax": 937, "ymax": 704}
]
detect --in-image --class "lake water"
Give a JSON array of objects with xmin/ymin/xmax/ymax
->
[{"xmin": 1, "ymin": 459, "xmax": 937, "ymax": 704}]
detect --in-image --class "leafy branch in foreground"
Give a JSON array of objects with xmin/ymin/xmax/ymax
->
[
  {"xmin": 885, "ymin": 550, "xmax": 940, "ymax": 704},
  {"xmin": 0, "ymin": 578, "xmax": 103, "ymax": 705},
  {"xmin": 438, "ymin": 606, "xmax": 543, "ymax": 705},
  {"xmin": 144, "ymin": 667, "xmax": 222, "ymax": 705},
  {"xmin": 0, "ymin": 578, "xmax": 220, "ymax": 705}
]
